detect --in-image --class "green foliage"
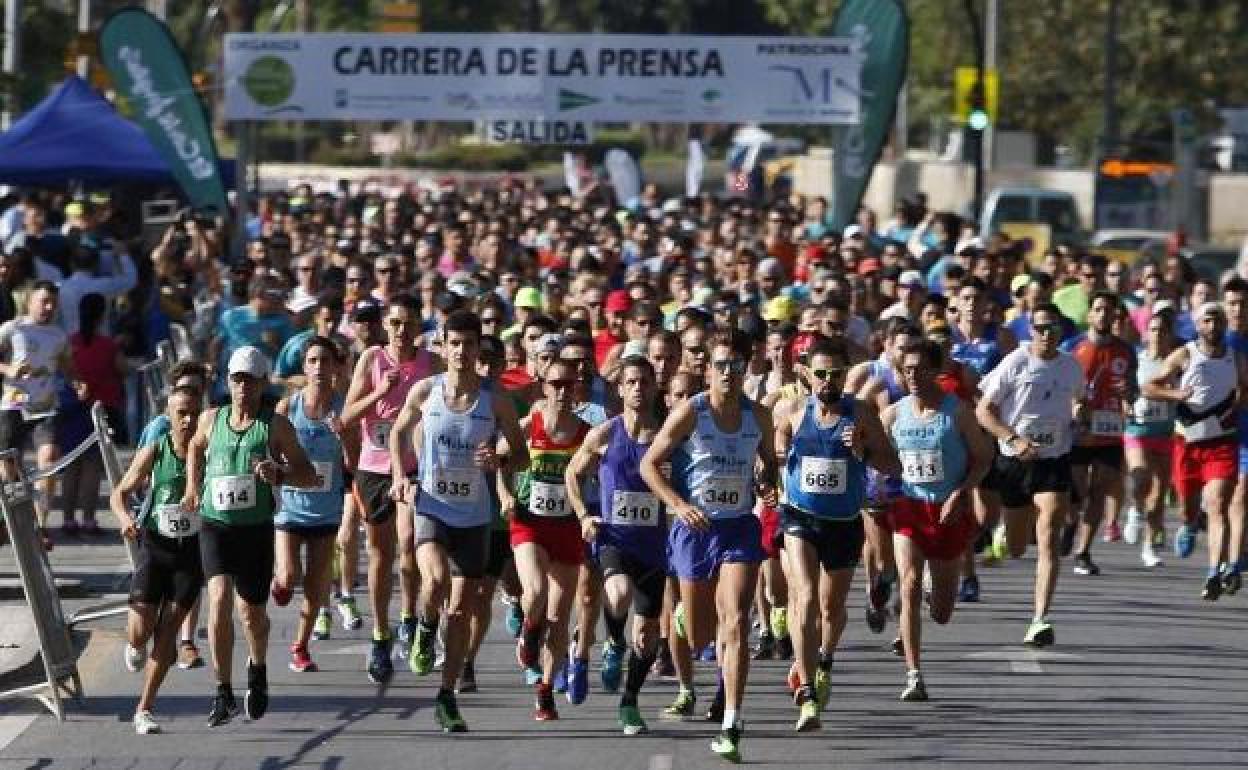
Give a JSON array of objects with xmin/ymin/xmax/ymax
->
[{"xmin": 408, "ymin": 143, "xmax": 531, "ymax": 171}]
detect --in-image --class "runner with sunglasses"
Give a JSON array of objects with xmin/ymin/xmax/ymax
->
[{"xmin": 641, "ymin": 329, "xmax": 780, "ymax": 763}]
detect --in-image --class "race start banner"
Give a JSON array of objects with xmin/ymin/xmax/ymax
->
[
  {"xmin": 99, "ymin": 7, "xmax": 228, "ymax": 217},
  {"xmin": 223, "ymin": 34, "xmax": 864, "ymax": 125},
  {"xmin": 827, "ymin": 0, "xmax": 909, "ymax": 230}
]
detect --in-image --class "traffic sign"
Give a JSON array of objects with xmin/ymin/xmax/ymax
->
[{"xmin": 954, "ymin": 66, "xmax": 999, "ymax": 125}]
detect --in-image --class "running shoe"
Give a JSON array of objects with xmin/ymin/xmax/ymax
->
[
  {"xmin": 457, "ymin": 661, "xmax": 478, "ymax": 694},
  {"xmin": 706, "ymin": 682, "xmax": 725, "ymax": 723},
  {"xmin": 410, "ymin": 624, "xmax": 436, "ymax": 675},
  {"xmin": 534, "ymin": 683, "xmax": 559, "ymax": 721},
  {"xmin": 1122, "ymin": 507, "xmax": 1143, "ymax": 545},
  {"xmin": 619, "ymin": 703, "xmax": 648, "ymax": 736},
  {"xmin": 504, "ymin": 599, "xmax": 524, "ymax": 638},
  {"xmin": 795, "ymin": 698, "xmax": 821, "ymax": 732},
  {"xmin": 775, "ymin": 634, "xmax": 794, "ymax": 660},
  {"xmin": 1073, "ymin": 552, "xmax": 1100, "ymax": 576},
  {"xmin": 516, "ymin": 634, "xmax": 540, "ymax": 669},
  {"xmin": 244, "ymin": 660, "xmax": 269, "ymax": 720},
  {"xmin": 786, "ymin": 661, "xmax": 801, "ymax": 694},
  {"xmin": 986, "ymin": 524, "xmax": 1008, "ymax": 564},
  {"xmin": 337, "ymin": 596, "xmax": 363, "ymax": 631},
  {"xmin": 958, "ymin": 575, "xmax": 980, "ymax": 603},
  {"xmin": 289, "ymin": 644, "xmax": 317, "ymax": 673},
  {"xmin": 553, "ymin": 659, "xmax": 569, "ymax": 694},
  {"xmin": 710, "ymin": 725, "xmax": 742, "ymax": 763},
  {"xmin": 523, "ymin": 666, "xmax": 543, "ymax": 686},
  {"xmin": 207, "ymin": 687, "xmax": 240, "ymax": 727},
  {"xmin": 567, "ymin": 657, "xmax": 590, "ymax": 704},
  {"xmin": 891, "ymin": 637, "xmax": 905, "ymax": 657},
  {"xmin": 124, "ymin": 644, "xmax": 146, "ymax": 673},
  {"xmin": 270, "ymin": 579, "xmax": 293, "ymax": 607},
  {"xmin": 312, "ymin": 608, "xmax": 332, "ymax": 641},
  {"xmin": 751, "ymin": 631, "xmax": 775, "ymax": 660},
  {"xmin": 1102, "ymin": 519, "xmax": 1122, "ymax": 543},
  {"xmin": 865, "ymin": 603, "xmax": 887, "ymax": 634},
  {"xmin": 1222, "ymin": 565, "xmax": 1242, "ymax": 595},
  {"xmin": 601, "ymin": 640, "xmax": 624, "ymax": 693},
  {"xmin": 1203, "ymin": 574, "xmax": 1223, "ymax": 601},
  {"xmin": 1023, "ymin": 619, "xmax": 1055, "ymax": 648},
  {"xmin": 367, "ymin": 637, "xmax": 394, "ymax": 684},
  {"xmin": 395, "ymin": 617, "xmax": 418, "ymax": 661},
  {"xmin": 1141, "ymin": 542, "xmax": 1164, "ymax": 569},
  {"xmin": 1151, "ymin": 528, "xmax": 1166, "ymax": 549},
  {"xmin": 672, "ymin": 602, "xmax": 688, "ymax": 641},
  {"xmin": 133, "ymin": 709, "xmax": 160, "ymax": 735},
  {"xmin": 1175, "ymin": 524, "xmax": 1196, "ymax": 559},
  {"xmin": 655, "ymin": 651, "xmax": 676, "ymax": 680},
  {"xmin": 178, "ymin": 641, "xmax": 204, "ymax": 670},
  {"xmin": 700, "ymin": 644, "xmax": 717, "ymax": 662},
  {"xmin": 1059, "ymin": 522, "xmax": 1077, "ymax": 557},
  {"xmin": 769, "ymin": 607, "xmax": 789, "ymax": 640},
  {"xmin": 435, "ymin": 692, "xmax": 468, "ymax": 733},
  {"xmin": 899, "ymin": 670, "xmax": 928, "ymax": 702},
  {"xmin": 662, "ymin": 689, "xmax": 697, "ymax": 720},
  {"xmin": 814, "ymin": 668, "xmax": 830, "ymax": 710}
]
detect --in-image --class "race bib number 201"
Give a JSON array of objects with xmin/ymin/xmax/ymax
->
[{"xmin": 529, "ymin": 480, "xmax": 571, "ymax": 517}]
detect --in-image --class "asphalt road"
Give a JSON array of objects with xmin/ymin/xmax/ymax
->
[{"xmin": 2, "ymin": 528, "xmax": 1247, "ymax": 770}]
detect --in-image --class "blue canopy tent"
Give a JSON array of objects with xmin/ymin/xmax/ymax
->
[{"xmin": 0, "ymin": 76, "xmax": 232, "ymax": 187}]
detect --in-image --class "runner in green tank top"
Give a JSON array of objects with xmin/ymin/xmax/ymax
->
[
  {"xmin": 109, "ymin": 386, "xmax": 204, "ymax": 735},
  {"xmin": 180, "ymin": 346, "xmax": 319, "ymax": 728}
]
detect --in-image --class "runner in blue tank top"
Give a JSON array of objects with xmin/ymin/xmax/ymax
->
[
  {"xmin": 773, "ymin": 337, "xmax": 900, "ymax": 731},
  {"xmin": 881, "ymin": 340, "xmax": 991, "ymax": 703},
  {"xmin": 641, "ymin": 329, "xmax": 779, "ymax": 764},
  {"xmin": 950, "ymin": 278, "xmax": 1017, "ymax": 377},
  {"xmin": 389, "ymin": 311, "xmax": 527, "ymax": 733},
  {"xmin": 273, "ymin": 337, "xmax": 347, "ymax": 675},
  {"xmin": 566, "ymin": 356, "xmax": 666, "ymax": 736}
]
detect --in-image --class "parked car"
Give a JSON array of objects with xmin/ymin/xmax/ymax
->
[
  {"xmin": 980, "ymin": 187, "xmax": 1082, "ymax": 248},
  {"xmin": 1090, "ymin": 228, "xmax": 1169, "ymax": 265},
  {"xmin": 1183, "ymin": 244, "xmax": 1239, "ymax": 284}
]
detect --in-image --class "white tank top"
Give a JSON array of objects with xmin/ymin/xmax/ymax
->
[{"xmin": 1177, "ymin": 341, "xmax": 1237, "ymax": 442}]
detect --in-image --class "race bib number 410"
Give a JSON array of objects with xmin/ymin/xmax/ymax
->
[{"xmin": 611, "ymin": 490, "xmax": 659, "ymax": 527}]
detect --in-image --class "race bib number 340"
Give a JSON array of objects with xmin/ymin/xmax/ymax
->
[
  {"xmin": 800, "ymin": 457, "xmax": 847, "ymax": 495},
  {"xmin": 702, "ymin": 477, "xmax": 747, "ymax": 510},
  {"xmin": 611, "ymin": 490, "xmax": 659, "ymax": 527},
  {"xmin": 212, "ymin": 475, "xmax": 256, "ymax": 511}
]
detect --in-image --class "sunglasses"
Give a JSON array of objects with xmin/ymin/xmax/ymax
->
[
  {"xmin": 1032, "ymin": 322, "xmax": 1060, "ymax": 335},
  {"xmin": 376, "ymin": 267, "xmax": 394, "ymax": 274},
  {"xmin": 684, "ymin": 345, "xmax": 708, "ymax": 356},
  {"xmin": 711, "ymin": 359, "xmax": 747, "ymax": 375},
  {"xmin": 387, "ymin": 318, "xmax": 416, "ymax": 327},
  {"xmin": 545, "ymin": 378, "xmax": 575, "ymax": 390},
  {"xmin": 1080, "ymin": 272, "xmax": 1097, "ymax": 279},
  {"xmin": 810, "ymin": 367, "xmax": 847, "ymax": 381},
  {"xmin": 481, "ymin": 316, "xmax": 500, "ymax": 324}
]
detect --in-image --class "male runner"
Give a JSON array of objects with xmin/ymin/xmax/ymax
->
[
  {"xmin": 567, "ymin": 356, "xmax": 667, "ymax": 735},
  {"xmin": 882, "ymin": 341, "xmax": 990, "ymax": 700},
  {"xmin": 977, "ymin": 303, "xmax": 1085, "ymax": 645},
  {"xmin": 181, "ymin": 346, "xmax": 318, "ymax": 726},
  {"xmin": 342, "ymin": 294, "xmax": 436, "ymax": 683},
  {"xmin": 774, "ymin": 337, "xmax": 898, "ymax": 728},
  {"xmin": 641, "ymin": 329, "xmax": 780, "ymax": 763},
  {"xmin": 1143, "ymin": 301, "xmax": 1248, "ymax": 599},
  {"xmin": 111, "ymin": 386, "xmax": 204, "ymax": 734},
  {"xmin": 390, "ymin": 310, "xmax": 526, "ymax": 732}
]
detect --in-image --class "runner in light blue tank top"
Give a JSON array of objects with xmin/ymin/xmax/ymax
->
[
  {"xmin": 891, "ymin": 393, "xmax": 967, "ymax": 504},
  {"xmin": 416, "ymin": 374, "xmax": 497, "ymax": 528},
  {"xmin": 277, "ymin": 390, "xmax": 345, "ymax": 529},
  {"xmin": 672, "ymin": 392, "xmax": 760, "ymax": 520}
]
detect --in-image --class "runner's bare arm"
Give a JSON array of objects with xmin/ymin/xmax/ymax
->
[
  {"xmin": 844, "ymin": 360, "xmax": 873, "ymax": 397},
  {"xmin": 267, "ymin": 413, "xmax": 319, "ymax": 488},
  {"xmin": 640, "ymin": 399, "xmax": 696, "ymax": 512},
  {"xmin": 389, "ymin": 377, "xmax": 432, "ymax": 481},
  {"xmin": 180, "ymin": 408, "xmax": 216, "ymax": 511},
  {"xmin": 493, "ymin": 392, "xmax": 529, "ymax": 474},
  {"xmin": 772, "ymin": 397, "xmax": 796, "ymax": 470},
  {"xmin": 565, "ymin": 421, "xmax": 608, "ymax": 520},
  {"xmin": 340, "ymin": 347, "xmax": 384, "ymax": 425},
  {"xmin": 1141, "ymin": 347, "xmax": 1192, "ymax": 402},
  {"xmin": 109, "ymin": 444, "xmax": 157, "ymax": 537},
  {"xmin": 974, "ymin": 398, "xmax": 1015, "ymax": 444},
  {"xmin": 857, "ymin": 399, "xmax": 902, "ymax": 477},
  {"xmin": 753, "ymin": 401, "xmax": 780, "ymax": 499}
]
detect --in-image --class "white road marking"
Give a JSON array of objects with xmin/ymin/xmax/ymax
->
[
  {"xmin": 648, "ymin": 755, "xmax": 673, "ymax": 770},
  {"xmin": 964, "ymin": 648, "xmax": 1083, "ymax": 673},
  {"xmin": 319, "ymin": 643, "xmax": 373, "ymax": 656},
  {"xmin": 0, "ymin": 713, "xmax": 38, "ymax": 752}
]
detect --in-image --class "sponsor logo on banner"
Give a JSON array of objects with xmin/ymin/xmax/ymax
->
[
  {"xmin": 243, "ymin": 55, "xmax": 298, "ymax": 109},
  {"xmin": 558, "ymin": 89, "xmax": 600, "ymax": 111}
]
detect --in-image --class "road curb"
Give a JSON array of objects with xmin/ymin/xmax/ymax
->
[{"xmin": 0, "ymin": 577, "xmax": 88, "ymax": 601}]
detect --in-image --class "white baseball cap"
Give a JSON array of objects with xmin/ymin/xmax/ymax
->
[
  {"xmin": 227, "ymin": 346, "xmax": 271, "ymax": 379},
  {"xmin": 899, "ymin": 269, "xmax": 926, "ymax": 288}
]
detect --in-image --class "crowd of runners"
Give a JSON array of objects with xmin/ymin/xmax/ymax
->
[{"xmin": 10, "ymin": 180, "xmax": 1241, "ymax": 762}]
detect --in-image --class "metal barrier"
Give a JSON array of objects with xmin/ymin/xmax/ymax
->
[
  {"xmin": 168, "ymin": 323, "xmax": 193, "ymax": 362},
  {"xmin": 0, "ymin": 449, "xmax": 83, "ymax": 720}
]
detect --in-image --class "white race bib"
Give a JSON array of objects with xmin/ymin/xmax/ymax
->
[
  {"xmin": 367, "ymin": 420, "xmax": 393, "ymax": 449},
  {"xmin": 428, "ymin": 466, "xmax": 481, "ymax": 504},
  {"xmin": 1133, "ymin": 398, "xmax": 1172, "ymax": 424},
  {"xmin": 1091, "ymin": 409, "xmax": 1125, "ymax": 437},
  {"xmin": 1182, "ymin": 414, "xmax": 1229, "ymax": 443},
  {"xmin": 611, "ymin": 490, "xmax": 660, "ymax": 527},
  {"xmin": 155, "ymin": 503, "xmax": 200, "ymax": 538},
  {"xmin": 1018, "ymin": 415, "xmax": 1061, "ymax": 449},
  {"xmin": 211, "ymin": 474, "xmax": 257, "ymax": 511},
  {"xmin": 529, "ymin": 480, "xmax": 571, "ymax": 517},
  {"xmin": 702, "ymin": 476, "xmax": 748, "ymax": 510},
  {"xmin": 900, "ymin": 449, "xmax": 945, "ymax": 484},
  {"xmin": 800, "ymin": 457, "xmax": 848, "ymax": 495}
]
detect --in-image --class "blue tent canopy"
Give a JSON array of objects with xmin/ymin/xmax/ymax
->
[{"xmin": 0, "ymin": 76, "xmax": 232, "ymax": 187}]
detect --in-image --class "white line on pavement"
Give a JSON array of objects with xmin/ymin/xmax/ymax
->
[
  {"xmin": 0, "ymin": 713, "xmax": 37, "ymax": 752},
  {"xmin": 648, "ymin": 754, "xmax": 673, "ymax": 770},
  {"xmin": 964, "ymin": 648, "xmax": 1083, "ymax": 673}
]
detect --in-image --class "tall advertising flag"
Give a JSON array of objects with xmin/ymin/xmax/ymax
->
[
  {"xmin": 828, "ymin": 0, "xmax": 909, "ymax": 230},
  {"xmin": 99, "ymin": 7, "xmax": 227, "ymax": 216}
]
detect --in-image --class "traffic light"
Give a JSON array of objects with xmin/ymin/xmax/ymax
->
[{"xmin": 968, "ymin": 81, "xmax": 989, "ymax": 131}]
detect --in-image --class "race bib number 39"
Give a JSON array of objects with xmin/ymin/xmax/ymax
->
[
  {"xmin": 800, "ymin": 457, "xmax": 847, "ymax": 495},
  {"xmin": 155, "ymin": 503, "xmax": 200, "ymax": 538},
  {"xmin": 900, "ymin": 450, "xmax": 944, "ymax": 484},
  {"xmin": 611, "ymin": 490, "xmax": 659, "ymax": 527},
  {"xmin": 212, "ymin": 475, "xmax": 256, "ymax": 511},
  {"xmin": 702, "ymin": 477, "xmax": 747, "ymax": 510},
  {"xmin": 429, "ymin": 467, "xmax": 480, "ymax": 504},
  {"xmin": 529, "ymin": 480, "xmax": 571, "ymax": 517}
]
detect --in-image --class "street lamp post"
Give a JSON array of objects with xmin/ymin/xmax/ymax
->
[{"xmin": 963, "ymin": 0, "xmax": 987, "ymax": 223}]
